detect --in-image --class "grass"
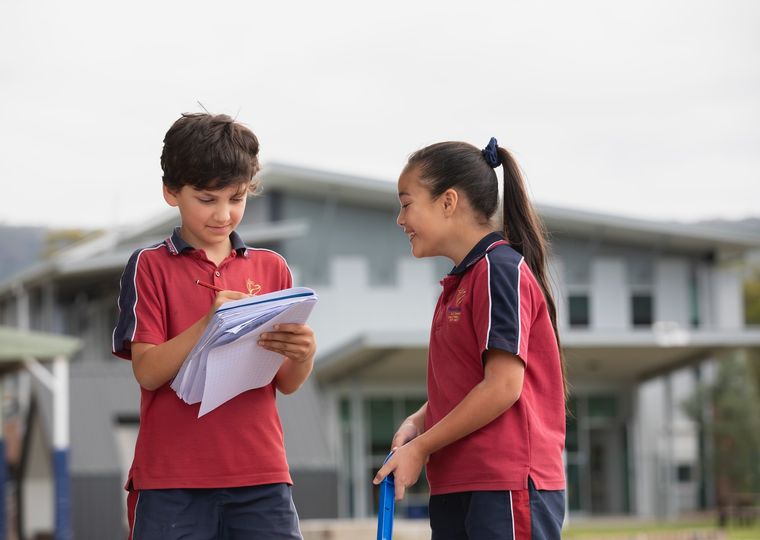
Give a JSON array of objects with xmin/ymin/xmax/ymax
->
[{"xmin": 561, "ymin": 517, "xmax": 760, "ymax": 539}]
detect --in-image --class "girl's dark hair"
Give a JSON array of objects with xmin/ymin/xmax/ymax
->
[
  {"xmin": 405, "ymin": 141, "xmax": 567, "ymax": 399},
  {"xmin": 161, "ymin": 112, "xmax": 261, "ymax": 193}
]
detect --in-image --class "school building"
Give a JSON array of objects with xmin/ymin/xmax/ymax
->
[{"xmin": 1, "ymin": 163, "xmax": 759, "ymax": 538}]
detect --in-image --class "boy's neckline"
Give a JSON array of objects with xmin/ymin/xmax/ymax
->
[{"xmin": 167, "ymin": 227, "xmax": 248, "ymax": 266}]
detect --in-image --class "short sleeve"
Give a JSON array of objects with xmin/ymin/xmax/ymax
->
[
  {"xmin": 472, "ymin": 254, "xmax": 532, "ymax": 363},
  {"xmin": 112, "ymin": 248, "xmax": 167, "ymax": 360},
  {"xmin": 282, "ymin": 257, "xmax": 293, "ymax": 289}
]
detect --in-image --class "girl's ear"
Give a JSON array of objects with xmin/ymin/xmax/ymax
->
[
  {"xmin": 441, "ymin": 188, "xmax": 459, "ymax": 217},
  {"xmin": 163, "ymin": 185, "xmax": 179, "ymax": 207}
]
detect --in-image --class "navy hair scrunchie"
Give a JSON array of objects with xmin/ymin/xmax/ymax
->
[{"xmin": 481, "ymin": 137, "xmax": 501, "ymax": 168}]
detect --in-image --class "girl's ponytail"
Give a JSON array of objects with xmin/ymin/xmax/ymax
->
[{"xmin": 498, "ymin": 146, "xmax": 568, "ymax": 400}]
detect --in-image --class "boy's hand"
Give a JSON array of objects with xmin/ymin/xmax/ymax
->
[
  {"xmin": 210, "ymin": 290, "xmax": 250, "ymax": 313},
  {"xmin": 259, "ymin": 323, "xmax": 316, "ymax": 363},
  {"xmin": 373, "ymin": 441, "xmax": 427, "ymax": 501}
]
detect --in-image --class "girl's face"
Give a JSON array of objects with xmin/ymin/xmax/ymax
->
[{"xmin": 396, "ymin": 167, "xmax": 447, "ymax": 259}]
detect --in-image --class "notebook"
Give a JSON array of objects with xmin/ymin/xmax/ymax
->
[{"xmin": 170, "ymin": 287, "xmax": 318, "ymax": 416}]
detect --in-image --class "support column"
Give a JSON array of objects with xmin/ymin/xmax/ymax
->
[
  {"xmin": 15, "ymin": 284, "xmax": 30, "ymax": 331},
  {"xmin": 52, "ymin": 356, "xmax": 71, "ymax": 540},
  {"xmin": 350, "ymin": 379, "xmax": 367, "ymax": 518},
  {"xmin": 0, "ymin": 379, "xmax": 6, "ymax": 540},
  {"xmin": 664, "ymin": 374, "xmax": 677, "ymax": 519}
]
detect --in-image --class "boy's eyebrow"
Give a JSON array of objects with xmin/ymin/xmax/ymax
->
[{"xmin": 398, "ymin": 191, "xmax": 411, "ymax": 197}]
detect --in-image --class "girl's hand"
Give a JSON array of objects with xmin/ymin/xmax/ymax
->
[
  {"xmin": 373, "ymin": 441, "xmax": 427, "ymax": 501},
  {"xmin": 391, "ymin": 422, "xmax": 420, "ymax": 450},
  {"xmin": 259, "ymin": 323, "xmax": 316, "ymax": 363}
]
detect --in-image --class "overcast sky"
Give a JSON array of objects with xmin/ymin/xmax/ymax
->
[{"xmin": 1, "ymin": 0, "xmax": 758, "ymax": 230}]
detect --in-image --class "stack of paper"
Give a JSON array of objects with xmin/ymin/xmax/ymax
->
[{"xmin": 171, "ymin": 287, "xmax": 318, "ymax": 417}]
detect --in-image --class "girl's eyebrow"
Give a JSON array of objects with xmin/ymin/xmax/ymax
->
[{"xmin": 398, "ymin": 191, "xmax": 411, "ymax": 197}]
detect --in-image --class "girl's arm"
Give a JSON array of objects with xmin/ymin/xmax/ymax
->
[
  {"xmin": 374, "ymin": 349, "xmax": 525, "ymax": 500},
  {"xmin": 391, "ymin": 402, "xmax": 428, "ymax": 449},
  {"xmin": 131, "ymin": 290, "xmax": 249, "ymax": 391}
]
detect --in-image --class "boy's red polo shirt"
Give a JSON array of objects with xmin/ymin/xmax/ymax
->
[
  {"xmin": 112, "ymin": 228, "xmax": 294, "ymax": 490},
  {"xmin": 425, "ymin": 232, "xmax": 566, "ymax": 494}
]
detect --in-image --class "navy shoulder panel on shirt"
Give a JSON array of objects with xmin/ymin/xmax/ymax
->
[
  {"xmin": 481, "ymin": 243, "xmax": 526, "ymax": 355},
  {"xmin": 111, "ymin": 243, "xmax": 166, "ymax": 356}
]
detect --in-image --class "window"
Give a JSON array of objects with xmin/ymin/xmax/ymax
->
[
  {"xmin": 587, "ymin": 395, "xmax": 618, "ymax": 420},
  {"xmin": 631, "ymin": 294, "xmax": 653, "ymax": 327},
  {"xmin": 677, "ymin": 464, "xmax": 693, "ymax": 483},
  {"xmin": 568, "ymin": 295, "xmax": 590, "ymax": 328},
  {"xmin": 689, "ymin": 265, "xmax": 700, "ymax": 328},
  {"xmin": 627, "ymin": 257, "xmax": 654, "ymax": 328},
  {"xmin": 338, "ymin": 395, "xmax": 428, "ymax": 518},
  {"xmin": 564, "ymin": 255, "xmax": 591, "ymax": 329},
  {"xmin": 368, "ymin": 397, "xmax": 428, "ymax": 518}
]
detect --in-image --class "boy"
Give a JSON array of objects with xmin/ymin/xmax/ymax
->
[{"xmin": 112, "ymin": 113, "xmax": 315, "ymax": 539}]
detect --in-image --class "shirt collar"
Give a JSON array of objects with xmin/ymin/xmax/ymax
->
[
  {"xmin": 449, "ymin": 231, "xmax": 507, "ymax": 275},
  {"xmin": 165, "ymin": 227, "xmax": 249, "ymax": 257}
]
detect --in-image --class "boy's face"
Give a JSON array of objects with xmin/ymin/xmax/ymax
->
[{"xmin": 163, "ymin": 183, "xmax": 248, "ymax": 253}]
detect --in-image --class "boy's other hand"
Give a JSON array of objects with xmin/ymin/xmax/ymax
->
[{"xmin": 259, "ymin": 324, "xmax": 316, "ymax": 363}]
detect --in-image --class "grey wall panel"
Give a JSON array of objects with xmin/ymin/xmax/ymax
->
[
  {"xmin": 71, "ymin": 474, "xmax": 126, "ymax": 540},
  {"xmin": 291, "ymin": 469, "xmax": 339, "ymax": 519}
]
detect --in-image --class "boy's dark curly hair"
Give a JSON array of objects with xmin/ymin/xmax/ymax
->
[{"xmin": 160, "ymin": 113, "xmax": 260, "ymax": 193}]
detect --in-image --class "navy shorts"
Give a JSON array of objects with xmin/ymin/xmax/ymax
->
[
  {"xmin": 429, "ymin": 478, "xmax": 564, "ymax": 540},
  {"xmin": 127, "ymin": 483, "xmax": 302, "ymax": 540}
]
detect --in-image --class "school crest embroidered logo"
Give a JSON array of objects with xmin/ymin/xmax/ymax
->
[
  {"xmin": 246, "ymin": 278, "xmax": 262, "ymax": 296},
  {"xmin": 448, "ymin": 289, "xmax": 466, "ymax": 322},
  {"xmin": 455, "ymin": 288, "xmax": 466, "ymax": 306}
]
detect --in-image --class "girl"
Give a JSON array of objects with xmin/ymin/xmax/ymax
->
[{"xmin": 373, "ymin": 138, "xmax": 566, "ymax": 540}]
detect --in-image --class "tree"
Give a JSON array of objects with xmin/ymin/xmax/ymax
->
[
  {"xmin": 746, "ymin": 269, "xmax": 760, "ymax": 326},
  {"xmin": 683, "ymin": 353, "xmax": 760, "ymax": 526}
]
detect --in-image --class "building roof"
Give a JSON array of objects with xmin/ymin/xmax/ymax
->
[
  {"xmin": 1, "ymin": 161, "xmax": 758, "ymax": 294},
  {"xmin": 0, "ymin": 326, "xmax": 82, "ymax": 369},
  {"xmin": 261, "ymin": 162, "xmax": 760, "ymax": 253}
]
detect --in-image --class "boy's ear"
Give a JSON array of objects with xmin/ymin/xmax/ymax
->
[
  {"xmin": 441, "ymin": 188, "xmax": 459, "ymax": 218},
  {"xmin": 163, "ymin": 185, "xmax": 180, "ymax": 207}
]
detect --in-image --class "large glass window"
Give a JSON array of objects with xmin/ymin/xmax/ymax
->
[
  {"xmin": 588, "ymin": 395, "xmax": 618, "ymax": 420},
  {"xmin": 565, "ymin": 394, "xmax": 627, "ymax": 515},
  {"xmin": 366, "ymin": 396, "xmax": 428, "ymax": 518}
]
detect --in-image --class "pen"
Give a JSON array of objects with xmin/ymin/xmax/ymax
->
[{"xmin": 195, "ymin": 279, "xmax": 225, "ymax": 293}]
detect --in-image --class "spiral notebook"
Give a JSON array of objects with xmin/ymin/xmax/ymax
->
[{"xmin": 171, "ymin": 287, "xmax": 318, "ymax": 416}]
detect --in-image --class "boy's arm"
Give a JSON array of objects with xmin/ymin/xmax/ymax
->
[
  {"xmin": 260, "ymin": 323, "xmax": 317, "ymax": 394},
  {"xmin": 131, "ymin": 290, "xmax": 249, "ymax": 391}
]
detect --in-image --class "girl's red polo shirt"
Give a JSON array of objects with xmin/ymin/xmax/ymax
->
[
  {"xmin": 425, "ymin": 232, "xmax": 566, "ymax": 494},
  {"xmin": 112, "ymin": 229, "xmax": 294, "ymax": 490}
]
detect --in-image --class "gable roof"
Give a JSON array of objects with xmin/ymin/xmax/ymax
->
[{"xmin": 1, "ymin": 162, "xmax": 758, "ymax": 294}]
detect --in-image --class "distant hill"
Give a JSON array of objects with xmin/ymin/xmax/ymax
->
[{"xmin": 0, "ymin": 225, "xmax": 47, "ymax": 281}]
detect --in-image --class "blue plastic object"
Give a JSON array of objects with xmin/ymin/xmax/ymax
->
[{"xmin": 376, "ymin": 452, "xmax": 395, "ymax": 540}]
